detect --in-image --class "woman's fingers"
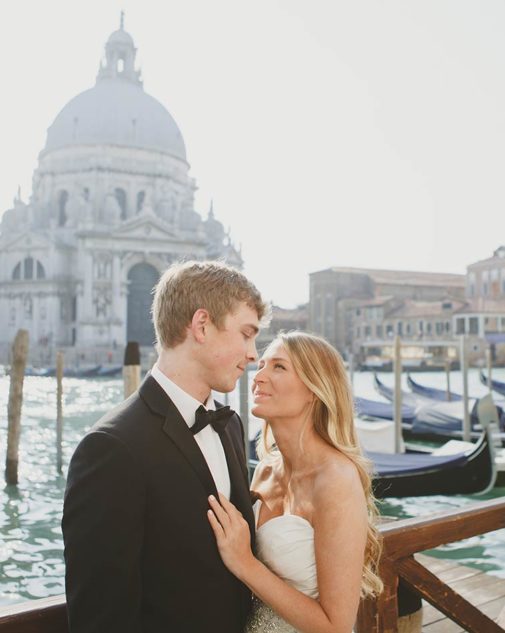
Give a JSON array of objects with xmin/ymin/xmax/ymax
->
[
  {"xmin": 218, "ymin": 492, "xmax": 242, "ymax": 517},
  {"xmin": 207, "ymin": 509, "xmax": 225, "ymax": 538},
  {"xmin": 208, "ymin": 494, "xmax": 231, "ymax": 530}
]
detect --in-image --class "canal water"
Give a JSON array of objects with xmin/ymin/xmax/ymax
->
[{"xmin": 0, "ymin": 369, "xmax": 504, "ymax": 606}]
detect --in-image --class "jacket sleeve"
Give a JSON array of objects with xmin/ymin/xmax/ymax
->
[{"xmin": 62, "ymin": 431, "xmax": 145, "ymax": 633}]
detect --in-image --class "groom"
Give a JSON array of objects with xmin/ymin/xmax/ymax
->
[{"xmin": 62, "ymin": 260, "xmax": 267, "ymax": 633}]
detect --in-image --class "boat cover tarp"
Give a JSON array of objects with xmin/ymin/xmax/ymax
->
[
  {"xmin": 367, "ymin": 449, "xmax": 469, "ymax": 475},
  {"xmin": 407, "ymin": 374, "xmax": 462, "ymax": 402},
  {"xmin": 355, "ymin": 397, "xmax": 416, "ymax": 425}
]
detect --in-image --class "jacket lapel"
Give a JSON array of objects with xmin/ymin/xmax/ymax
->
[
  {"xmin": 217, "ymin": 412, "xmax": 255, "ymax": 542},
  {"xmin": 139, "ymin": 374, "xmax": 219, "ymax": 499}
]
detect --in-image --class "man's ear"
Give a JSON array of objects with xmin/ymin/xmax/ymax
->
[{"xmin": 190, "ymin": 309, "xmax": 211, "ymax": 343}]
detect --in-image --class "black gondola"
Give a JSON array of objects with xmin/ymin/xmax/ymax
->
[
  {"xmin": 369, "ymin": 427, "xmax": 495, "ymax": 498},
  {"xmin": 406, "ymin": 374, "xmax": 462, "ymax": 402},
  {"xmin": 480, "ymin": 371, "xmax": 505, "ymax": 397}
]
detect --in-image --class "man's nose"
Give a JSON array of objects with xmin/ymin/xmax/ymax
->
[{"xmin": 247, "ymin": 340, "xmax": 258, "ymax": 362}]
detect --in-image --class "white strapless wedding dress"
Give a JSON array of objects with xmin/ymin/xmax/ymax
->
[{"xmin": 245, "ymin": 500, "xmax": 318, "ymax": 633}]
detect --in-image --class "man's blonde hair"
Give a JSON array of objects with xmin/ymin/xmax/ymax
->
[{"xmin": 151, "ymin": 260, "xmax": 267, "ymax": 350}]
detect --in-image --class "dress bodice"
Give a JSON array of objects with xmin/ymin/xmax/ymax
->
[
  {"xmin": 253, "ymin": 500, "xmax": 318, "ymax": 599},
  {"xmin": 245, "ymin": 500, "xmax": 318, "ymax": 633}
]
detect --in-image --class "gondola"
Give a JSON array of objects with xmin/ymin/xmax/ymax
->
[
  {"xmin": 97, "ymin": 364, "xmax": 123, "ymax": 377},
  {"xmin": 355, "ymin": 396, "xmax": 416, "ymax": 430},
  {"xmin": 373, "ymin": 374, "xmax": 505, "ymax": 442},
  {"xmin": 406, "ymin": 374, "xmax": 462, "ymax": 402},
  {"xmin": 480, "ymin": 371, "xmax": 505, "ymax": 397},
  {"xmin": 369, "ymin": 426, "xmax": 496, "ymax": 497},
  {"xmin": 248, "ymin": 427, "xmax": 495, "ymax": 498}
]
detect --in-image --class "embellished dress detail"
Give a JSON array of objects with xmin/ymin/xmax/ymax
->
[{"xmin": 245, "ymin": 500, "xmax": 318, "ymax": 633}]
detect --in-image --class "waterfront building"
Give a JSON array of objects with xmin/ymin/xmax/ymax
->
[
  {"xmin": 256, "ymin": 304, "xmax": 308, "ymax": 351},
  {"xmin": 309, "ymin": 266, "xmax": 465, "ymax": 354},
  {"xmin": 0, "ymin": 20, "xmax": 240, "ymax": 363}
]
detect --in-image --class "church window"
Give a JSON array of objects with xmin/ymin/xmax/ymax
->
[
  {"xmin": 83, "ymin": 187, "xmax": 90, "ymax": 201},
  {"xmin": 40, "ymin": 305, "xmax": 46, "ymax": 320},
  {"xmin": 9, "ymin": 306, "xmax": 15, "ymax": 325},
  {"xmin": 115, "ymin": 188, "xmax": 127, "ymax": 220},
  {"xmin": 24, "ymin": 296, "xmax": 33, "ymax": 319},
  {"xmin": 12, "ymin": 262, "xmax": 21, "ymax": 280},
  {"xmin": 37, "ymin": 261, "xmax": 45, "ymax": 279},
  {"xmin": 58, "ymin": 190, "xmax": 69, "ymax": 226},
  {"xmin": 136, "ymin": 191, "xmax": 145, "ymax": 213},
  {"xmin": 117, "ymin": 58, "xmax": 125, "ymax": 73},
  {"xmin": 24, "ymin": 257, "xmax": 34, "ymax": 280}
]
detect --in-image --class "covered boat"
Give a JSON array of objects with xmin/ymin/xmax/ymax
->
[
  {"xmin": 480, "ymin": 371, "xmax": 505, "ymax": 397},
  {"xmin": 406, "ymin": 374, "xmax": 462, "ymax": 402},
  {"xmin": 370, "ymin": 427, "xmax": 495, "ymax": 497},
  {"xmin": 373, "ymin": 374, "xmax": 505, "ymax": 442}
]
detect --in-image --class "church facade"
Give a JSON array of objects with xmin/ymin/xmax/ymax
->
[{"xmin": 0, "ymin": 21, "xmax": 240, "ymax": 362}]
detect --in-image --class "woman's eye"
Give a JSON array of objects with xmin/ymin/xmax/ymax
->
[{"xmin": 274, "ymin": 363, "xmax": 285, "ymax": 370}]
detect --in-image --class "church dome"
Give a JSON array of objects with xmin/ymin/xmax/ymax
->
[{"xmin": 42, "ymin": 20, "xmax": 187, "ymax": 161}]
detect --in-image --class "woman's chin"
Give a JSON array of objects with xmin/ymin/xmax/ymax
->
[{"xmin": 251, "ymin": 403, "xmax": 266, "ymax": 418}]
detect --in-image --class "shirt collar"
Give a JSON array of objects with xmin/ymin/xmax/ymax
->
[{"xmin": 151, "ymin": 364, "xmax": 215, "ymax": 428}]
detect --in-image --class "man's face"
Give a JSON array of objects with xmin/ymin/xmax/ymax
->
[{"xmin": 200, "ymin": 302, "xmax": 260, "ymax": 394}]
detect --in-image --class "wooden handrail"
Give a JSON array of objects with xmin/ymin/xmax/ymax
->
[
  {"xmin": 357, "ymin": 497, "xmax": 505, "ymax": 633},
  {"xmin": 1, "ymin": 498, "xmax": 505, "ymax": 632}
]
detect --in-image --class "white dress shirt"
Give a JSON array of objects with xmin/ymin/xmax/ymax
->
[{"xmin": 151, "ymin": 364, "xmax": 231, "ymax": 499}]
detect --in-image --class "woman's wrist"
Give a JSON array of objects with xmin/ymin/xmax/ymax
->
[{"xmin": 236, "ymin": 552, "xmax": 262, "ymax": 584}]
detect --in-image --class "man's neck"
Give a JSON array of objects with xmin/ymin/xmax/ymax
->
[{"xmin": 156, "ymin": 349, "xmax": 211, "ymax": 404}]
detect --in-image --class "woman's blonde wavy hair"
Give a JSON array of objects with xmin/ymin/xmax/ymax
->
[{"xmin": 256, "ymin": 331, "xmax": 383, "ymax": 598}]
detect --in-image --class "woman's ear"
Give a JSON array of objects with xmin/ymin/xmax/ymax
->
[{"xmin": 190, "ymin": 308, "xmax": 210, "ymax": 343}]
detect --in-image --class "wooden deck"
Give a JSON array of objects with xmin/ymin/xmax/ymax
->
[{"xmin": 419, "ymin": 553, "xmax": 505, "ymax": 631}]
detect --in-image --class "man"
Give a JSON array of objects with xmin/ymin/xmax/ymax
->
[{"xmin": 62, "ymin": 260, "xmax": 267, "ymax": 633}]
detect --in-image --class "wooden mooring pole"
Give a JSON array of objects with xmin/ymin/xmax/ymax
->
[
  {"xmin": 56, "ymin": 351, "xmax": 64, "ymax": 474},
  {"xmin": 445, "ymin": 358, "xmax": 452, "ymax": 402},
  {"xmin": 393, "ymin": 336, "xmax": 403, "ymax": 454},
  {"xmin": 123, "ymin": 341, "xmax": 141, "ymax": 399},
  {"xmin": 6, "ymin": 329, "xmax": 29, "ymax": 485},
  {"xmin": 486, "ymin": 346, "xmax": 493, "ymax": 395},
  {"xmin": 460, "ymin": 335, "xmax": 471, "ymax": 442}
]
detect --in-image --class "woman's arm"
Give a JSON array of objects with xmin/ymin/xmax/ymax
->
[{"xmin": 207, "ymin": 461, "xmax": 368, "ymax": 633}]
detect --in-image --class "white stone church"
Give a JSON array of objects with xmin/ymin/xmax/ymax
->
[{"xmin": 0, "ymin": 20, "xmax": 241, "ymax": 362}]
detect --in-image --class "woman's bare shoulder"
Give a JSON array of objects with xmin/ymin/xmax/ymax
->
[{"xmin": 312, "ymin": 449, "xmax": 365, "ymax": 509}]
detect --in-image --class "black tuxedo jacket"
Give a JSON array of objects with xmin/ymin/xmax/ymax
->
[{"xmin": 62, "ymin": 374, "xmax": 254, "ymax": 633}]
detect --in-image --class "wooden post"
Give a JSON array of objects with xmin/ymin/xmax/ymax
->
[
  {"xmin": 123, "ymin": 342, "xmax": 141, "ymax": 399},
  {"xmin": 6, "ymin": 329, "xmax": 29, "ymax": 485},
  {"xmin": 486, "ymin": 347, "xmax": 492, "ymax": 395},
  {"xmin": 393, "ymin": 336, "xmax": 402, "ymax": 454},
  {"xmin": 56, "ymin": 352, "xmax": 64, "ymax": 474},
  {"xmin": 445, "ymin": 358, "xmax": 452, "ymax": 402},
  {"xmin": 460, "ymin": 335, "xmax": 471, "ymax": 442},
  {"xmin": 349, "ymin": 352, "xmax": 355, "ymax": 387},
  {"xmin": 240, "ymin": 369, "xmax": 250, "ymax": 463}
]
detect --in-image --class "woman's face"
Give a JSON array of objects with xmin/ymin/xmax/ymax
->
[{"xmin": 251, "ymin": 341, "xmax": 313, "ymax": 420}]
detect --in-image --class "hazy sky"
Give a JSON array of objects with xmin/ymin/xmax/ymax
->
[{"xmin": 1, "ymin": 1, "xmax": 505, "ymax": 307}]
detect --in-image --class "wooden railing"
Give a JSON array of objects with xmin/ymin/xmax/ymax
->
[
  {"xmin": 1, "ymin": 498, "xmax": 505, "ymax": 632},
  {"xmin": 356, "ymin": 497, "xmax": 505, "ymax": 633}
]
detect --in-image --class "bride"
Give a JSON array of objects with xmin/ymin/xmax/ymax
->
[{"xmin": 207, "ymin": 331, "xmax": 383, "ymax": 633}]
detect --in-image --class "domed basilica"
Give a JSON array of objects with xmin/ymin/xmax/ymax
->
[{"xmin": 0, "ymin": 19, "xmax": 241, "ymax": 359}]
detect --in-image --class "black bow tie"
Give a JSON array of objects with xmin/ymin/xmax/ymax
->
[{"xmin": 191, "ymin": 405, "xmax": 235, "ymax": 435}]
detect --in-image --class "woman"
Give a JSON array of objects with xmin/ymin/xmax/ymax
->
[{"xmin": 207, "ymin": 331, "xmax": 383, "ymax": 633}]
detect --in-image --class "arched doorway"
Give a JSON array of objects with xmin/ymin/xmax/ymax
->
[{"xmin": 127, "ymin": 263, "xmax": 159, "ymax": 346}]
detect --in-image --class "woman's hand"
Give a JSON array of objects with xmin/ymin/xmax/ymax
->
[{"xmin": 207, "ymin": 493, "xmax": 256, "ymax": 581}]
